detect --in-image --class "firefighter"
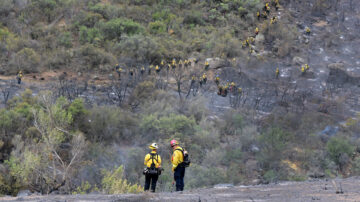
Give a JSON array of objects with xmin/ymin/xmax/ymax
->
[
  {"xmin": 204, "ymin": 60, "xmax": 209, "ymax": 70},
  {"xmin": 16, "ymin": 70, "xmax": 23, "ymax": 84}
]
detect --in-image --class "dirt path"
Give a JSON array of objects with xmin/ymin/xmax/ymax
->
[{"xmin": 2, "ymin": 177, "xmax": 360, "ymax": 202}]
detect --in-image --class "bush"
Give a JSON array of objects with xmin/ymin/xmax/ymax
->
[
  {"xmin": 76, "ymin": 44, "xmax": 116, "ymax": 71},
  {"xmin": 101, "ymin": 165, "xmax": 143, "ymax": 194},
  {"xmin": 86, "ymin": 106, "xmax": 138, "ymax": 142},
  {"xmin": 186, "ymin": 164, "xmax": 227, "ymax": 188},
  {"xmin": 263, "ymin": 170, "xmax": 278, "ymax": 183},
  {"xmin": 100, "ymin": 18, "xmax": 144, "ymax": 41},
  {"xmin": 257, "ymin": 128, "xmax": 293, "ymax": 170},
  {"xmin": 114, "ymin": 34, "xmax": 160, "ymax": 61},
  {"xmin": 183, "ymin": 12, "xmax": 205, "ymax": 26},
  {"xmin": 326, "ymin": 137, "xmax": 354, "ymax": 168},
  {"xmin": 79, "ymin": 26, "xmax": 103, "ymax": 45},
  {"xmin": 89, "ymin": 3, "xmax": 121, "ymax": 20},
  {"xmin": 57, "ymin": 32, "xmax": 73, "ymax": 48},
  {"xmin": 13, "ymin": 48, "xmax": 41, "ymax": 73},
  {"xmin": 148, "ymin": 21, "xmax": 167, "ymax": 34},
  {"xmin": 129, "ymin": 81, "xmax": 158, "ymax": 104}
]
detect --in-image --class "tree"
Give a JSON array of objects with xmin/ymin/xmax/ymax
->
[{"xmin": 7, "ymin": 92, "xmax": 87, "ymax": 194}]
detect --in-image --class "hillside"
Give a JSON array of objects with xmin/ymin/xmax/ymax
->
[{"xmin": 1, "ymin": 0, "xmax": 360, "ymax": 198}]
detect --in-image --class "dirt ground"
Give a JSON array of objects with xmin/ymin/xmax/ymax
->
[{"xmin": 1, "ymin": 177, "xmax": 360, "ymax": 202}]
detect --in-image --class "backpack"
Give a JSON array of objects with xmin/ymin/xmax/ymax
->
[
  {"xmin": 148, "ymin": 153, "xmax": 159, "ymax": 175},
  {"xmin": 176, "ymin": 148, "xmax": 191, "ymax": 167}
]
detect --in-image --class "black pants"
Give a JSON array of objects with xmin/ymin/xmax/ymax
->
[
  {"xmin": 144, "ymin": 173, "xmax": 158, "ymax": 192},
  {"xmin": 174, "ymin": 166, "xmax": 185, "ymax": 191}
]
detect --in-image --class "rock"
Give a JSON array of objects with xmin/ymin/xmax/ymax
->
[
  {"xmin": 292, "ymin": 56, "xmax": 305, "ymax": 65},
  {"xmin": 205, "ymin": 58, "xmax": 229, "ymax": 69},
  {"xmin": 327, "ymin": 63, "xmax": 345, "ymax": 70},
  {"xmin": 250, "ymin": 145, "xmax": 260, "ymax": 153},
  {"xmin": 78, "ymin": 72, "xmax": 82, "ymax": 77},
  {"xmin": 255, "ymin": 34, "xmax": 265, "ymax": 44},
  {"xmin": 308, "ymin": 171, "xmax": 325, "ymax": 179},
  {"xmin": 89, "ymin": 190, "xmax": 101, "ymax": 194},
  {"xmin": 327, "ymin": 66, "xmax": 359, "ymax": 86},
  {"xmin": 17, "ymin": 190, "xmax": 31, "ymax": 197},
  {"xmin": 14, "ymin": 0, "xmax": 30, "ymax": 9},
  {"xmin": 319, "ymin": 126, "xmax": 339, "ymax": 136},
  {"xmin": 251, "ymin": 179, "xmax": 261, "ymax": 185},
  {"xmin": 214, "ymin": 184, "xmax": 234, "ymax": 188},
  {"xmin": 49, "ymin": 190, "xmax": 60, "ymax": 195},
  {"xmin": 93, "ymin": 75, "xmax": 99, "ymax": 80}
]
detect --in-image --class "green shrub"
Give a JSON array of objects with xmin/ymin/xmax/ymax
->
[
  {"xmin": 89, "ymin": 3, "xmax": 120, "ymax": 20},
  {"xmin": 14, "ymin": 48, "xmax": 41, "ymax": 73},
  {"xmin": 326, "ymin": 137, "xmax": 354, "ymax": 167},
  {"xmin": 152, "ymin": 9, "xmax": 176, "ymax": 26},
  {"xmin": 130, "ymin": 81, "xmax": 158, "ymax": 103},
  {"xmin": 57, "ymin": 31, "xmax": 73, "ymax": 48},
  {"xmin": 76, "ymin": 44, "xmax": 116, "ymax": 71},
  {"xmin": 72, "ymin": 181, "xmax": 99, "ymax": 194},
  {"xmin": 79, "ymin": 26, "xmax": 103, "ymax": 45},
  {"xmin": 352, "ymin": 157, "xmax": 360, "ymax": 175},
  {"xmin": 186, "ymin": 164, "xmax": 227, "ymax": 188},
  {"xmin": 257, "ymin": 128, "xmax": 293, "ymax": 170},
  {"xmin": 87, "ymin": 106, "xmax": 138, "ymax": 142},
  {"xmin": 100, "ymin": 18, "xmax": 144, "ymax": 41},
  {"xmin": 183, "ymin": 12, "xmax": 205, "ymax": 26},
  {"xmin": 148, "ymin": 21, "xmax": 167, "ymax": 34},
  {"xmin": 77, "ymin": 12, "xmax": 104, "ymax": 28},
  {"xmin": 263, "ymin": 170, "xmax": 278, "ymax": 183},
  {"xmin": 101, "ymin": 165, "xmax": 143, "ymax": 194},
  {"xmin": 114, "ymin": 34, "xmax": 160, "ymax": 61}
]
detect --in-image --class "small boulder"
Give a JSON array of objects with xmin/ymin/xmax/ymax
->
[
  {"xmin": 214, "ymin": 184, "xmax": 234, "ymax": 189},
  {"xmin": 292, "ymin": 56, "xmax": 305, "ymax": 65},
  {"xmin": 327, "ymin": 63, "xmax": 345, "ymax": 70},
  {"xmin": 17, "ymin": 190, "xmax": 31, "ymax": 197},
  {"xmin": 255, "ymin": 34, "xmax": 265, "ymax": 44},
  {"xmin": 308, "ymin": 171, "xmax": 325, "ymax": 179},
  {"xmin": 205, "ymin": 58, "xmax": 229, "ymax": 69},
  {"xmin": 92, "ymin": 75, "xmax": 99, "ymax": 80}
]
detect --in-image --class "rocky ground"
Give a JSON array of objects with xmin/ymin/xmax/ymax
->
[{"xmin": 1, "ymin": 177, "xmax": 360, "ymax": 202}]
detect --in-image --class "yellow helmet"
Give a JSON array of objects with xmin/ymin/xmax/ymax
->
[{"xmin": 149, "ymin": 143, "xmax": 158, "ymax": 150}]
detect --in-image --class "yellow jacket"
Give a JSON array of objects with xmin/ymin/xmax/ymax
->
[
  {"xmin": 171, "ymin": 146, "xmax": 184, "ymax": 171},
  {"xmin": 144, "ymin": 151, "xmax": 162, "ymax": 168}
]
